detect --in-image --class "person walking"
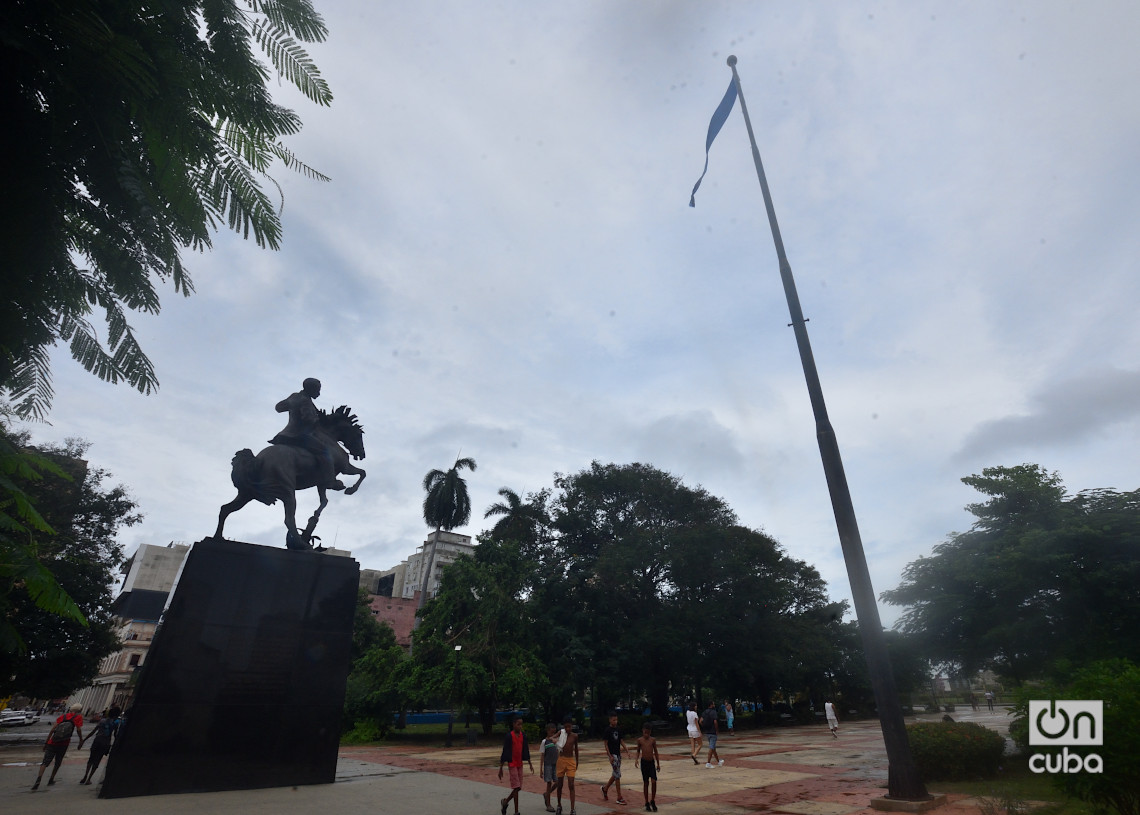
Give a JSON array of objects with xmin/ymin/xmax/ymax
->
[
  {"xmin": 724, "ymin": 700, "xmax": 734, "ymax": 735},
  {"xmin": 824, "ymin": 700, "xmax": 839, "ymax": 738},
  {"xmin": 540, "ymin": 723, "xmax": 560, "ymax": 813},
  {"xmin": 555, "ymin": 715, "xmax": 580, "ymax": 815},
  {"xmin": 634, "ymin": 722, "xmax": 661, "ymax": 812},
  {"xmin": 600, "ymin": 711, "xmax": 630, "ymax": 805},
  {"xmin": 79, "ymin": 705, "xmax": 121, "ymax": 784},
  {"xmin": 498, "ymin": 716, "xmax": 534, "ymax": 815},
  {"xmin": 685, "ymin": 702, "xmax": 702, "ymax": 765},
  {"xmin": 32, "ymin": 703, "xmax": 84, "ymax": 790},
  {"xmin": 701, "ymin": 702, "xmax": 722, "ymax": 767}
]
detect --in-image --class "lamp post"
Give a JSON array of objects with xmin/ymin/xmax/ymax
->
[{"xmin": 445, "ymin": 645, "xmax": 462, "ymax": 748}]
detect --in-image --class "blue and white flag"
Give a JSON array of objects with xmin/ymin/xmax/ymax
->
[{"xmin": 689, "ymin": 79, "xmax": 738, "ymax": 207}]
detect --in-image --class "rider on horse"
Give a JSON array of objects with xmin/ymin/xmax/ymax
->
[{"xmin": 269, "ymin": 378, "xmax": 345, "ymax": 491}]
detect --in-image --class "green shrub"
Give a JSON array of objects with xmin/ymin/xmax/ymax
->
[
  {"xmin": 907, "ymin": 721, "xmax": 1006, "ymax": 781},
  {"xmin": 1009, "ymin": 659, "xmax": 1140, "ymax": 815},
  {"xmin": 342, "ymin": 719, "xmax": 387, "ymax": 744}
]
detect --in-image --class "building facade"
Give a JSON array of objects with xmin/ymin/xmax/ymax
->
[
  {"xmin": 360, "ymin": 531, "xmax": 474, "ymax": 647},
  {"xmin": 68, "ymin": 542, "xmax": 190, "ymax": 715},
  {"xmin": 390, "ymin": 531, "xmax": 474, "ymax": 600}
]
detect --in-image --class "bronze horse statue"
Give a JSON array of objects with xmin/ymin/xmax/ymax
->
[{"xmin": 214, "ymin": 406, "xmax": 366, "ymax": 550}]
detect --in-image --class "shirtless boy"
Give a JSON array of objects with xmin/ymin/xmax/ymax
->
[
  {"xmin": 555, "ymin": 716, "xmax": 580, "ymax": 815},
  {"xmin": 635, "ymin": 723, "xmax": 661, "ymax": 812}
]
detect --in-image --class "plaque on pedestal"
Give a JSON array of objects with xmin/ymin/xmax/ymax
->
[{"xmin": 100, "ymin": 537, "xmax": 358, "ymax": 798}]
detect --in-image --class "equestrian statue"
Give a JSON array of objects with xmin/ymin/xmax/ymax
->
[{"xmin": 214, "ymin": 378, "xmax": 366, "ymax": 550}]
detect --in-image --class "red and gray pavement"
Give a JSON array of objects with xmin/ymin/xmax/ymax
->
[{"xmin": 0, "ymin": 708, "xmax": 1015, "ymax": 815}]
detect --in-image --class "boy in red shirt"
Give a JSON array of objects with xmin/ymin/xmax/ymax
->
[
  {"xmin": 498, "ymin": 716, "xmax": 534, "ymax": 815},
  {"xmin": 32, "ymin": 703, "xmax": 84, "ymax": 790}
]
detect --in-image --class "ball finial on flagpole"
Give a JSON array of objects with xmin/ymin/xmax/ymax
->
[{"xmin": 727, "ymin": 55, "xmax": 737, "ymax": 67}]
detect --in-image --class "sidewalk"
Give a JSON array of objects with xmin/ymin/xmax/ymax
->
[{"xmin": 0, "ymin": 711, "xmax": 1013, "ymax": 815}]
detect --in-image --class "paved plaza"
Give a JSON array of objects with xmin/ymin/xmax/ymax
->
[{"xmin": 0, "ymin": 708, "xmax": 1014, "ymax": 815}]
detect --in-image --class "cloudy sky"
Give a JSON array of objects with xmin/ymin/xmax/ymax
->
[{"xmin": 24, "ymin": 1, "xmax": 1140, "ymax": 625}]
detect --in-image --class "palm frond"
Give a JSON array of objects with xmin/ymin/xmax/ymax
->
[
  {"xmin": 207, "ymin": 140, "xmax": 283, "ymax": 249},
  {"xmin": 56, "ymin": 294, "xmax": 158, "ymax": 395},
  {"xmin": 103, "ymin": 301, "xmax": 158, "ymax": 394},
  {"xmin": 5, "ymin": 346, "xmax": 55, "ymax": 422},
  {"xmin": 61, "ymin": 316, "xmax": 120, "ymax": 384},
  {"xmin": 269, "ymin": 141, "xmax": 331, "ymax": 182},
  {"xmin": 249, "ymin": 0, "xmax": 329, "ymax": 43},
  {"xmin": 251, "ymin": 19, "xmax": 332, "ymax": 106},
  {"xmin": 7, "ymin": 553, "xmax": 88, "ymax": 625}
]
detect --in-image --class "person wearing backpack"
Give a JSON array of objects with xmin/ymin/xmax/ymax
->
[{"xmin": 31, "ymin": 703, "xmax": 85, "ymax": 790}]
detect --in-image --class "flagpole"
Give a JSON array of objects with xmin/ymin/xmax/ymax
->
[{"xmin": 725, "ymin": 54, "xmax": 929, "ymax": 802}]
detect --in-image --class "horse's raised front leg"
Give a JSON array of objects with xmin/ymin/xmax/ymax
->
[
  {"xmin": 342, "ymin": 463, "xmax": 366, "ymax": 496},
  {"xmin": 216, "ymin": 493, "xmax": 254, "ymax": 540}
]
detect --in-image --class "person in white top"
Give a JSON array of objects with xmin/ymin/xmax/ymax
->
[
  {"xmin": 685, "ymin": 702, "xmax": 702, "ymax": 765},
  {"xmin": 824, "ymin": 701, "xmax": 839, "ymax": 738}
]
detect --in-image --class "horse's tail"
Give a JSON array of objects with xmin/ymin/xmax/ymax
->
[
  {"xmin": 230, "ymin": 448, "xmax": 280, "ymax": 506},
  {"xmin": 230, "ymin": 449, "xmax": 262, "ymax": 495}
]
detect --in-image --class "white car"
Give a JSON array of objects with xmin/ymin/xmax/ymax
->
[{"xmin": 0, "ymin": 710, "xmax": 36, "ymax": 727}]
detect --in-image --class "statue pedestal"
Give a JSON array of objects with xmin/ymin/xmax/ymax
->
[{"xmin": 100, "ymin": 537, "xmax": 359, "ymax": 798}]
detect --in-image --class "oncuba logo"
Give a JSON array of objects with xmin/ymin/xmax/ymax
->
[{"xmin": 1028, "ymin": 700, "xmax": 1103, "ymax": 774}]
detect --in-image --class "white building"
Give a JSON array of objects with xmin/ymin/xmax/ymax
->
[
  {"xmin": 374, "ymin": 531, "xmax": 474, "ymax": 600},
  {"xmin": 68, "ymin": 543, "xmax": 190, "ymax": 714}
]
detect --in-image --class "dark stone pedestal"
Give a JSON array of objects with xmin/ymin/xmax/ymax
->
[{"xmin": 100, "ymin": 537, "xmax": 359, "ymax": 798}]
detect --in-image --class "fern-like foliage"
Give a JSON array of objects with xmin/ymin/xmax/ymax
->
[
  {"xmin": 1, "ymin": 0, "xmax": 334, "ymax": 419},
  {"xmin": 252, "ymin": 20, "xmax": 333, "ymax": 106}
]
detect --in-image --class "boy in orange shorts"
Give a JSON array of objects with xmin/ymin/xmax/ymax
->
[{"xmin": 555, "ymin": 716, "xmax": 580, "ymax": 815}]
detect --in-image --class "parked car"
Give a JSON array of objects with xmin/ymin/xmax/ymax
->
[{"xmin": 0, "ymin": 710, "xmax": 37, "ymax": 727}]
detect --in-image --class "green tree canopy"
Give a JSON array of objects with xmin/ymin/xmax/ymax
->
[
  {"xmin": 415, "ymin": 462, "xmax": 854, "ymax": 725},
  {"xmin": 883, "ymin": 464, "xmax": 1140, "ymax": 681},
  {"xmin": 0, "ymin": 436, "xmax": 140, "ymax": 698},
  {"xmin": 1, "ymin": 422, "xmax": 88, "ymax": 652},
  {"xmin": 483, "ymin": 486, "xmax": 547, "ymax": 542},
  {"xmin": 343, "ymin": 589, "xmax": 404, "ymax": 736},
  {"xmin": 410, "ymin": 538, "xmax": 547, "ymax": 734},
  {"xmin": 1, "ymin": 0, "xmax": 332, "ymax": 419}
]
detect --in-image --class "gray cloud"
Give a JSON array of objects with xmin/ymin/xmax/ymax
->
[{"xmin": 956, "ymin": 367, "xmax": 1140, "ymax": 460}]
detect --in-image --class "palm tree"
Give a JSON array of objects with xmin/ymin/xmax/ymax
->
[
  {"xmin": 417, "ymin": 457, "xmax": 477, "ymax": 616},
  {"xmin": 484, "ymin": 486, "xmax": 540, "ymax": 541}
]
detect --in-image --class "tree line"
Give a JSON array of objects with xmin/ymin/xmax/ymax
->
[
  {"xmin": 6, "ymin": 436, "xmax": 1137, "ymax": 725},
  {"xmin": 347, "ymin": 461, "xmax": 927, "ymax": 735},
  {"xmin": 882, "ymin": 464, "xmax": 1140, "ymax": 682}
]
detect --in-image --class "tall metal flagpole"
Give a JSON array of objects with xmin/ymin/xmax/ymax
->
[{"xmin": 724, "ymin": 55, "xmax": 929, "ymax": 802}]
